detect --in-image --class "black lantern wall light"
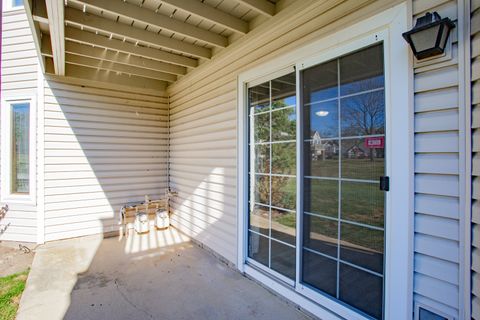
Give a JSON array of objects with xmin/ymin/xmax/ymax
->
[{"xmin": 402, "ymin": 12, "xmax": 455, "ymax": 60}]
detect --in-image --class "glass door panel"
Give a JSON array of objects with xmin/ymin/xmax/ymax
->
[
  {"xmin": 247, "ymin": 72, "xmax": 297, "ymax": 281},
  {"xmin": 301, "ymin": 43, "xmax": 386, "ymax": 319}
]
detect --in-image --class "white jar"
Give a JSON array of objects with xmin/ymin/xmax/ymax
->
[
  {"xmin": 134, "ymin": 211, "xmax": 149, "ymax": 234},
  {"xmin": 155, "ymin": 210, "xmax": 169, "ymax": 229}
]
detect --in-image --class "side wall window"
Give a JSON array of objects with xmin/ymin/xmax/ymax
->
[
  {"xmin": 11, "ymin": 103, "xmax": 30, "ymax": 194},
  {"xmin": 3, "ymin": 0, "xmax": 24, "ymax": 11},
  {"xmin": 12, "ymin": 0, "xmax": 23, "ymax": 7}
]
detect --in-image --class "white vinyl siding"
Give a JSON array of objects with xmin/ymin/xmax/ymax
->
[
  {"xmin": 166, "ymin": 0, "xmax": 402, "ymax": 264},
  {"xmin": 42, "ymin": 80, "xmax": 168, "ymax": 241},
  {"xmin": 412, "ymin": 0, "xmax": 464, "ymax": 318},
  {"xmin": 471, "ymin": 0, "xmax": 480, "ymax": 318},
  {"xmin": 0, "ymin": 8, "xmax": 38, "ymax": 242}
]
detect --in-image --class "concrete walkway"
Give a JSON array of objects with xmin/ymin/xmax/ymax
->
[{"xmin": 17, "ymin": 228, "xmax": 311, "ymax": 320}]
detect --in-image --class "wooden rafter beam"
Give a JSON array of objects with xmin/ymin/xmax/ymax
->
[
  {"xmin": 41, "ymin": 36, "xmax": 177, "ymax": 82},
  {"xmin": 64, "ymin": 7, "xmax": 211, "ymax": 59},
  {"xmin": 68, "ymin": 40, "xmax": 186, "ymax": 76},
  {"xmin": 41, "ymin": 34, "xmax": 186, "ymax": 76},
  {"xmin": 64, "ymin": 27, "xmax": 197, "ymax": 68},
  {"xmin": 45, "ymin": 0, "xmax": 65, "ymax": 75},
  {"xmin": 70, "ymin": 0, "xmax": 228, "ymax": 48},
  {"xmin": 64, "ymin": 53, "xmax": 177, "ymax": 82},
  {"xmin": 237, "ymin": 0, "xmax": 275, "ymax": 17},
  {"xmin": 45, "ymin": 57, "xmax": 168, "ymax": 92},
  {"xmin": 32, "ymin": 0, "xmax": 49, "ymax": 24},
  {"xmin": 159, "ymin": 0, "xmax": 249, "ymax": 34}
]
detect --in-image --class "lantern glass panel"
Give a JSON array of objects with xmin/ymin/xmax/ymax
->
[
  {"xmin": 439, "ymin": 25, "xmax": 449, "ymax": 49},
  {"xmin": 409, "ymin": 24, "xmax": 440, "ymax": 53}
]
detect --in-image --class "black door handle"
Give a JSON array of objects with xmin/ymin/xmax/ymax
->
[{"xmin": 380, "ymin": 176, "xmax": 389, "ymax": 191}]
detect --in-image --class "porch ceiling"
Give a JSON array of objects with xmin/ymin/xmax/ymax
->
[{"xmin": 25, "ymin": 0, "xmax": 278, "ymax": 92}]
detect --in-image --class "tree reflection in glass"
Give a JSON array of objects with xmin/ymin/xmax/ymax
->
[{"xmin": 248, "ymin": 72, "xmax": 297, "ymax": 280}]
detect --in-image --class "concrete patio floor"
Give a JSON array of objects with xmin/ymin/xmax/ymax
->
[{"xmin": 16, "ymin": 227, "xmax": 311, "ymax": 320}]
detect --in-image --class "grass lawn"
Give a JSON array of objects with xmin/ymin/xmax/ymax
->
[
  {"xmin": 309, "ymin": 158, "xmax": 384, "ymax": 181},
  {"xmin": 0, "ymin": 269, "xmax": 29, "ymax": 320}
]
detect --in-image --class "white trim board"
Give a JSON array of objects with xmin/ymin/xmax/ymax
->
[
  {"xmin": 458, "ymin": 0, "xmax": 471, "ymax": 319},
  {"xmin": 36, "ymin": 67, "xmax": 45, "ymax": 244},
  {"xmin": 1, "ymin": 94, "xmax": 38, "ymax": 206},
  {"xmin": 236, "ymin": 3, "xmax": 412, "ymax": 320}
]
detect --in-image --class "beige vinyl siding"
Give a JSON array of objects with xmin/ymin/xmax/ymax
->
[
  {"xmin": 167, "ymin": 0, "xmax": 401, "ymax": 264},
  {"xmin": 0, "ymin": 8, "xmax": 38, "ymax": 243},
  {"xmin": 43, "ymin": 80, "xmax": 168, "ymax": 241},
  {"xmin": 471, "ymin": 0, "xmax": 480, "ymax": 318},
  {"xmin": 413, "ymin": 0, "xmax": 463, "ymax": 318}
]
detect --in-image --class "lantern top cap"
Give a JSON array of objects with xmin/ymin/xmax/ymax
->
[
  {"xmin": 410, "ymin": 11, "xmax": 455, "ymax": 33},
  {"xmin": 415, "ymin": 12, "xmax": 441, "ymax": 27}
]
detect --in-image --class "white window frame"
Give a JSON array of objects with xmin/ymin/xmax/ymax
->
[
  {"xmin": 237, "ymin": 3, "xmax": 412, "ymax": 320},
  {"xmin": 1, "ymin": 95, "xmax": 37, "ymax": 205},
  {"xmin": 2, "ymin": 0, "xmax": 24, "ymax": 12}
]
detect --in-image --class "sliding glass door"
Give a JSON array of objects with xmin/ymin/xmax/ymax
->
[
  {"xmin": 247, "ymin": 43, "xmax": 387, "ymax": 319},
  {"xmin": 301, "ymin": 44, "xmax": 386, "ymax": 319}
]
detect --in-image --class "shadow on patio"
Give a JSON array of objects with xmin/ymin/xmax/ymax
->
[
  {"xmin": 14, "ymin": 77, "xmax": 311, "ymax": 320},
  {"xmin": 16, "ymin": 227, "xmax": 311, "ymax": 320}
]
